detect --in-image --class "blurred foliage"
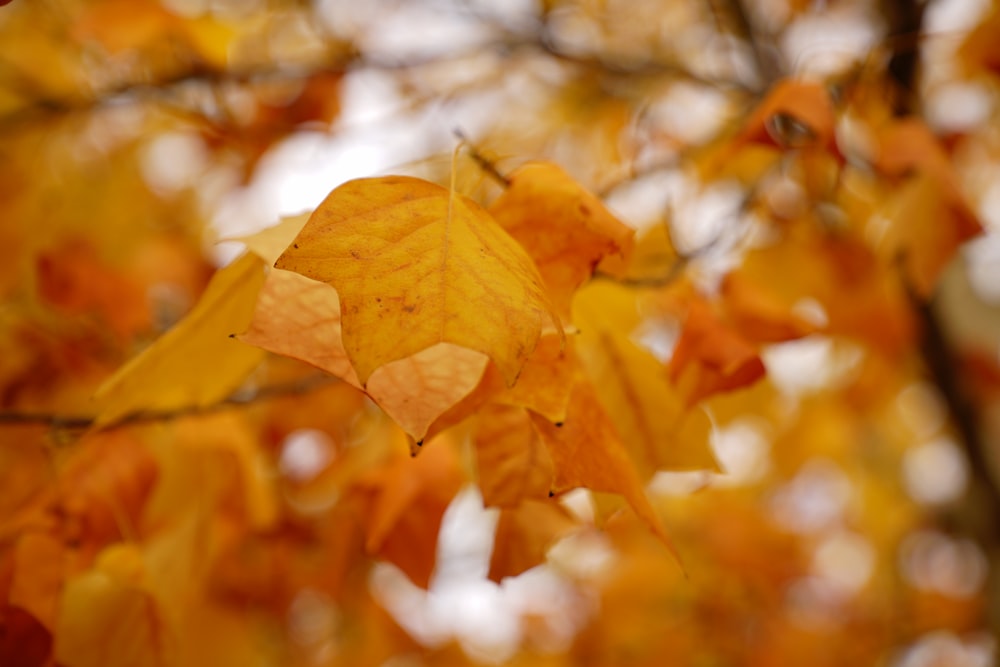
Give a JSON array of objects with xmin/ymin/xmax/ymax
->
[{"xmin": 2, "ymin": 1, "xmax": 1000, "ymax": 666}]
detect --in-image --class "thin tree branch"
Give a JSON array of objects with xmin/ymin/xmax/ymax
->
[
  {"xmin": 0, "ymin": 373, "xmax": 338, "ymax": 432},
  {"xmin": 706, "ymin": 0, "xmax": 782, "ymax": 89},
  {"xmin": 454, "ymin": 128, "xmax": 511, "ymax": 188}
]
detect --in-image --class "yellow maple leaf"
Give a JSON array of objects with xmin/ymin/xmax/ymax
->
[
  {"xmin": 578, "ymin": 330, "xmax": 721, "ymax": 478},
  {"xmin": 92, "ymin": 253, "xmax": 266, "ymax": 426},
  {"xmin": 275, "ymin": 176, "xmax": 560, "ymax": 386},
  {"xmin": 53, "ymin": 545, "xmax": 168, "ymax": 667},
  {"xmin": 239, "ymin": 268, "xmax": 488, "ymax": 441}
]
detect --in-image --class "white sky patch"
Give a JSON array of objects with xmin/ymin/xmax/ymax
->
[
  {"xmin": 209, "ymin": 69, "xmax": 438, "ymax": 258},
  {"xmin": 899, "ymin": 530, "xmax": 988, "ymax": 599},
  {"xmin": 710, "ymin": 418, "xmax": 772, "ymax": 486},
  {"xmin": 812, "ymin": 531, "xmax": 876, "ymax": 596},
  {"xmin": 667, "ymin": 176, "xmax": 744, "ymax": 256},
  {"xmin": 632, "ymin": 320, "xmax": 680, "ymax": 364},
  {"xmin": 926, "ymin": 81, "xmax": 994, "ymax": 134},
  {"xmin": 770, "ymin": 458, "xmax": 853, "ymax": 534},
  {"xmin": 140, "ymin": 131, "xmax": 210, "ymax": 197},
  {"xmin": 547, "ymin": 530, "xmax": 617, "ymax": 582},
  {"xmin": 891, "ymin": 631, "xmax": 995, "ymax": 667},
  {"xmin": 761, "ymin": 336, "xmax": 862, "ymax": 397},
  {"xmin": 648, "ymin": 470, "xmax": 713, "ymax": 496},
  {"xmin": 781, "ymin": 5, "xmax": 883, "ymax": 77},
  {"xmin": 964, "ymin": 232, "xmax": 1000, "ymax": 304},
  {"xmin": 603, "ymin": 174, "xmax": 676, "ymax": 233},
  {"xmin": 370, "ymin": 486, "xmax": 590, "ymax": 662},
  {"xmin": 924, "ymin": 0, "xmax": 991, "ymax": 35},
  {"xmin": 902, "ymin": 437, "xmax": 970, "ymax": 506},
  {"xmin": 558, "ymin": 488, "xmax": 596, "ymax": 525},
  {"xmin": 646, "ymin": 82, "xmax": 732, "ymax": 147},
  {"xmin": 279, "ymin": 428, "xmax": 335, "ymax": 483}
]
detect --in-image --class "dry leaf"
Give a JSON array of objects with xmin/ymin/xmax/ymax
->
[
  {"xmin": 240, "ymin": 269, "xmax": 488, "ymax": 441},
  {"xmin": 473, "ymin": 404, "xmax": 555, "ymax": 508},
  {"xmin": 276, "ymin": 176, "xmax": 560, "ymax": 386},
  {"xmin": 488, "ymin": 500, "xmax": 578, "ymax": 582},
  {"xmin": 578, "ymin": 330, "xmax": 720, "ymax": 478},
  {"xmin": 489, "ymin": 161, "xmax": 635, "ymax": 317},
  {"xmin": 532, "ymin": 376, "xmax": 681, "ymax": 564}
]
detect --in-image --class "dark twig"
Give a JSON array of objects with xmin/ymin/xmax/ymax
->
[
  {"xmin": 0, "ymin": 373, "xmax": 337, "ymax": 432},
  {"xmin": 454, "ymin": 128, "xmax": 511, "ymax": 188}
]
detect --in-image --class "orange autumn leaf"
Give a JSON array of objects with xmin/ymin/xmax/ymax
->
[
  {"xmin": 667, "ymin": 298, "xmax": 766, "ymax": 406},
  {"xmin": 240, "ymin": 269, "xmax": 488, "ymax": 441},
  {"xmin": 92, "ymin": 253, "xmax": 266, "ymax": 426},
  {"xmin": 487, "ymin": 333, "xmax": 576, "ymax": 424},
  {"xmin": 275, "ymin": 176, "xmax": 559, "ymax": 387},
  {"xmin": 488, "ymin": 500, "xmax": 578, "ymax": 582},
  {"xmin": 879, "ymin": 171, "xmax": 978, "ymax": 297},
  {"xmin": 731, "ymin": 225, "xmax": 915, "ymax": 354},
  {"xmin": 55, "ymin": 431, "xmax": 159, "ymax": 555},
  {"xmin": 720, "ymin": 271, "xmax": 819, "ymax": 343},
  {"xmin": 619, "ymin": 223, "xmax": 682, "ymax": 285},
  {"xmin": 36, "ymin": 238, "xmax": 151, "ymax": 339},
  {"xmin": 0, "ymin": 605, "xmax": 52, "ymax": 667},
  {"xmin": 736, "ymin": 79, "xmax": 837, "ymax": 153},
  {"xmin": 531, "ymin": 376, "xmax": 681, "ymax": 564},
  {"xmin": 957, "ymin": 7, "xmax": 1000, "ymax": 75},
  {"xmin": 870, "ymin": 119, "xmax": 981, "ymax": 295},
  {"xmin": 350, "ymin": 434, "xmax": 464, "ymax": 588},
  {"xmin": 8, "ymin": 533, "xmax": 64, "ymax": 633},
  {"xmin": 488, "ymin": 161, "xmax": 635, "ymax": 317},
  {"xmin": 874, "ymin": 119, "xmax": 973, "ymax": 215},
  {"xmin": 423, "ymin": 331, "xmax": 578, "ymax": 439},
  {"xmin": 473, "ymin": 404, "xmax": 555, "ymax": 508}
]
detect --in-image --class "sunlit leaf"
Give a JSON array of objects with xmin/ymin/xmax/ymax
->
[
  {"xmin": 473, "ymin": 404, "xmax": 555, "ymax": 508},
  {"xmin": 532, "ymin": 376, "xmax": 682, "ymax": 564},
  {"xmin": 577, "ymin": 330, "xmax": 720, "ymax": 478},
  {"xmin": 240, "ymin": 269, "xmax": 488, "ymax": 441},
  {"xmin": 488, "ymin": 161, "xmax": 635, "ymax": 317},
  {"xmin": 276, "ymin": 176, "xmax": 560, "ymax": 386},
  {"xmin": 488, "ymin": 500, "xmax": 578, "ymax": 582}
]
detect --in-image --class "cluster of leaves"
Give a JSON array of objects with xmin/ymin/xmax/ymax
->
[{"xmin": 4, "ymin": 1, "xmax": 1000, "ymax": 666}]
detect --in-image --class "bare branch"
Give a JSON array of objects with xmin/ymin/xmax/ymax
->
[{"xmin": 0, "ymin": 373, "xmax": 338, "ymax": 433}]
